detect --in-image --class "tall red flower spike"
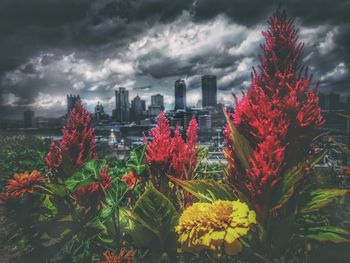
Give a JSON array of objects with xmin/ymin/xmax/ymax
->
[
  {"xmin": 74, "ymin": 165, "xmax": 112, "ymax": 208},
  {"xmin": 224, "ymin": 9, "xmax": 323, "ymax": 208},
  {"xmin": 146, "ymin": 113, "xmax": 199, "ymax": 180},
  {"xmin": 45, "ymin": 100, "xmax": 96, "ymax": 178},
  {"xmin": 145, "ymin": 111, "xmax": 173, "ymax": 176}
]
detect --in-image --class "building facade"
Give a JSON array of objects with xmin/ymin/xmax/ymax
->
[
  {"xmin": 114, "ymin": 87, "xmax": 130, "ymax": 123},
  {"xmin": 201, "ymin": 75, "xmax": 217, "ymax": 108},
  {"xmin": 130, "ymin": 95, "xmax": 146, "ymax": 123},
  {"xmin": 174, "ymin": 79, "xmax": 186, "ymax": 111}
]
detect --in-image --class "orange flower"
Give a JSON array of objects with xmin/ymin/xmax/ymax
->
[
  {"xmin": 5, "ymin": 170, "xmax": 47, "ymax": 199},
  {"xmin": 122, "ymin": 170, "xmax": 140, "ymax": 188},
  {"xmin": 101, "ymin": 248, "xmax": 135, "ymax": 263}
]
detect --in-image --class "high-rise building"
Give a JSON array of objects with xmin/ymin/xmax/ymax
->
[
  {"xmin": 174, "ymin": 79, "xmax": 186, "ymax": 110},
  {"xmin": 114, "ymin": 87, "xmax": 130, "ymax": 123},
  {"xmin": 130, "ymin": 95, "xmax": 146, "ymax": 123},
  {"xmin": 23, "ymin": 109, "xmax": 34, "ymax": 128},
  {"xmin": 148, "ymin": 94, "xmax": 164, "ymax": 116},
  {"xmin": 94, "ymin": 102, "xmax": 107, "ymax": 121},
  {"xmin": 151, "ymin": 94, "xmax": 164, "ymax": 108},
  {"xmin": 201, "ymin": 75, "xmax": 217, "ymax": 108},
  {"xmin": 67, "ymin": 94, "xmax": 80, "ymax": 113}
]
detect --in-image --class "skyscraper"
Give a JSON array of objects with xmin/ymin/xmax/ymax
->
[
  {"xmin": 67, "ymin": 94, "xmax": 80, "ymax": 113},
  {"xmin": 130, "ymin": 95, "xmax": 146, "ymax": 123},
  {"xmin": 114, "ymin": 87, "xmax": 130, "ymax": 123},
  {"xmin": 201, "ymin": 75, "xmax": 217, "ymax": 108},
  {"xmin": 174, "ymin": 79, "xmax": 186, "ymax": 110},
  {"xmin": 148, "ymin": 94, "xmax": 164, "ymax": 116}
]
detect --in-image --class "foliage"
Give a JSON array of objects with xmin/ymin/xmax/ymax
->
[{"xmin": 0, "ymin": 134, "xmax": 49, "ymax": 188}]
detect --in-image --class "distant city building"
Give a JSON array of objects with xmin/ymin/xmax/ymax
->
[
  {"xmin": 130, "ymin": 95, "xmax": 146, "ymax": 123},
  {"xmin": 148, "ymin": 94, "xmax": 164, "ymax": 117},
  {"xmin": 23, "ymin": 109, "xmax": 34, "ymax": 128},
  {"xmin": 67, "ymin": 94, "xmax": 80, "ymax": 113},
  {"xmin": 174, "ymin": 79, "xmax": 186, "ymax": 110},
  {"xmin": 201, "ymin": 75, "xmax": 217, "ymax": 108},
  {"xmin": 151, "ymin": 94, "xmax": 164, "ymax": 108},
  {"xmin": 94, "ymin": 102, "xmax": 108, "ymax": 121},
  {"xmin": 114, "ymin": 87, "xmax": 130, "ymax": 123},
  {"xmin": 319, "ymin": 92, "xmax": 350, "ymax": 112},
  {"xmin": 198, "ymin": 114, "xmax": 212, "ymax": 131}
]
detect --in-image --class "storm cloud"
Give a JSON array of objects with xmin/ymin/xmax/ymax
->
[{"xmin": 1, "ymin": 0, "xmax": 350, "ymax": 119}]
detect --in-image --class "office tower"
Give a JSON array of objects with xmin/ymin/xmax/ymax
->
[
  {"xmin": 130, "ymin": 95, "xmax": 146, "ymax": 123},
  {"xmin": 148, "ymin": 94, "xmax": 164, "ymax": 117},
  {"xmin": 174, "ymin": 79, "xmax": 186, "ymax": 110},
  {"xmin": 23, "ymin": 109, "xmax": 34, "ymax": 128},
  {"xmin": 67, "ymin": 94, "xmax": 80, "ymax": 113},
  {"xmin": 115, "ymin": 87, "xmax": 130, "ymax": 123},
  {"xmin": 151, "ymin": 94, "xmax": 164, "ymax": 108},
  {"xmin": 201, "ymin": 75, "xmax": 217, "ymax": 108}
]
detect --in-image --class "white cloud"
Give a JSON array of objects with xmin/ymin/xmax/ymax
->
[
  {"xmin": 31, "ymin": 92, "xmax": 66, "ymax": 110},
  {"xmin": 320, "ymin": 62, "xmax": 347, "ymax": 81},
  {"xmin": 2, "ymin": 93, "xmax": 21, "ymax": 106},
  {"xmin": 318, "ymin": 27, "xmax": 338, "ymax": 55}
]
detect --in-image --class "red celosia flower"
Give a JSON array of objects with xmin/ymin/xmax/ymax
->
[
  {"xmin": 145, "ymin": 111, "xmax": 173, "ymax": 176},
  {"xmin": 146, "ymin": 112, "xmax": 199, "ymax": 181},
  {"xmin": 45, "ymin": 100, "xmax": 96, "ymax": 178},
  {"xmin": 171, "ymin": 117, "xmax": 199, "ymax": 180},
  {"xmin": 224, "ymin": 9, "xmax": 323, "ymax": 206},
  {"xmin": 74, "ymin": 166, "xmax": 112, "ymax": 208},
  {"xmin": 5, "ymin": 170, "xmax": 47, "ymax": 199},
  {"xmin": 45, "ymin": 138, "xmax": 63, "ymax": 170},
  {"xmin": 122, "ymin": 170, "xmax": 141, "ymax": 188},
  {"xmin": 101, "ymin": 248, "xmax": 135, "ymax": 263}
]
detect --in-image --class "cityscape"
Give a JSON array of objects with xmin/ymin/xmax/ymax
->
[{"xmin": 1, "ymin": 2, "xmax": 350, "ymax": 262}]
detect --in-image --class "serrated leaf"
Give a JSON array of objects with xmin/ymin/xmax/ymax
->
[
  {"xmin": 43, "ymin": 194, "xmax": 58, "ymax": 215},
  {"xmin": 224, "ymin": 111, "xmax": 253, "ymax": 170},
  {"xmin": 45, "ymin": 183, "xmax": 66, "ymax": 197},
  {"xmin": 127, "ymin": 144, "xmax": 146, "ymax": 175},
  {"xmin": 275, "ymin": 149, "xmax": 327, "ymax": 207},
  {"xmin": 100, "ymin": 207, "xmax": 112, "ymax": 219},
  {"xmin": 300, "ymin": 188, "xmax": 348, "ymax": 214},
  {"xmin": 63, "ymin": 160, "xmax": 106, "ymax": 192},
  {"xmin": 305, "ymin": 226, "xmax": 350, "ymax": 243},
  {"xmin": 168, "ymin": 176, "xmax": 235, "ymax": 202}
]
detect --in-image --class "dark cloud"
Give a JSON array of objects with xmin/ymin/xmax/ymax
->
[{"xmin": 0, "ymin": 0, "xmax": 350, "ymax": 119}]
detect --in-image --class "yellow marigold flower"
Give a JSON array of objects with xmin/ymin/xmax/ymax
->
[{"xmin": 175, "ymin": 200, "xmax": 256, "ymax": 256}]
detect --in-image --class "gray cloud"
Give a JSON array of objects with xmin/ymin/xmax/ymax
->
[{"xmin": 1, "ymin": 0, "xmax": 350, "ymax": 119}]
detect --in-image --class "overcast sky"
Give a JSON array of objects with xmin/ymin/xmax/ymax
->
[{"xmin": 0, "ymin": 0, "xmax": 349, "ymax": 119}]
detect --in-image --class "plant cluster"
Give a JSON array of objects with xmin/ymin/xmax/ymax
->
[{"xmin": 0, "ymin": 8, "xmax": 349, "ymax": 263}]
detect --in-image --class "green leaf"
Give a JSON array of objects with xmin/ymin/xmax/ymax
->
[
  {"xmin": 45, "ymin": 183, "xmax": 66, "ymax": 197},
  {"xmin": 131, "ymin": 184, "xmax": 178, "ymax": 242},
  {"xmin": 224, "ymin": 110, "xmax": 253, "ymax": 170},
  {"xmin": 300, "ymin": 188, "xmax": 349, "ymax": 214},
  {"xmin": 126, "ymin": 144, "xmax": 146, "ymax": 175},
  {"xmin": 64, "ymin": 174, "xmax": 97, "ymax": 192},
  {"xmin": 305, "ymin": 226, "xmax": 350, "ymax": 243},
  {"xmin": 168, "ymin": 176, "xmax": 235, "ymax": 202},
  {"xmin": 63, "ymin": 160, "xmax": 106, "ymax": 192},
  {"xmin": 43, "ymin": 194, "xmax": 58, "ymax": 216},
  {"xmin": 275, "ymin": 149, "xmax": 327, "ymax": 207}
]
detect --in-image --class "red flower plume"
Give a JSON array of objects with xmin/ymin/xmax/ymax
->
[
  {"xmin": 45, "ymin": 100, "xmax": 96, "ymax": 178},
  {"xmin": 145, "ymin": 111, "xmax": 173, "ymax": 176},
  {"xmin": 224, "ymin": 8, "xmax": 323, "ymax": 206}
]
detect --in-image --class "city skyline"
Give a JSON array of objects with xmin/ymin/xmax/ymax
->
[{"xmin": 0, "ymin": 1, "xmax": 349, "ymax": 120}]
